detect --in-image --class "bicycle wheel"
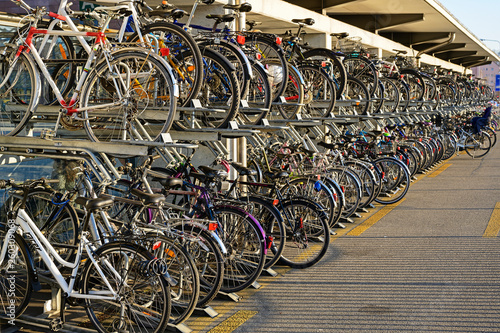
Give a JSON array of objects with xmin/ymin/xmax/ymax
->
[
  {"xmin": 239, "ymin": 59, "xmax": 272, "ymax": 125},
  {"xmin": 340, "ymin": 76, "xmax": 370, "ymax": 115},
  {"xmin": 81, "ymin": 49, "xmax": 177, "ymax": 144},
  {"xmin": 0, "ymin": 225, "xmax": 32, "ymax": 322},
  {"xmin": 144, "ymin": 234, "xmax": 199, "ymax": 325},
  {"xmin": 198, "ymin": 39, "xmax": 251, "ymax": 100},
  {"xmin": 283, "ymin": 176, "xmax": 336, "ymax": 228},
  {"xmin": 11, "ymin": 188, "xmax": 78, "ymax": 270},
  {"xmin": 173, "ymin": 47, "xmax": 240, "ymax": 130},
  {"xmin": 401, "ymin": 69, "xmax": 425, "ymax": 107},
  {"xmin": 344, "ymin": 160, "xmax": 378, "ymax": 208},
  {"xmin": 240, "ymin": 196, "xmax": 286, "ymax": 269},
  {"xmin": 169, "ymin": 223, "xmax": 224, "ymax": 307},
  {"xmin": 214, "ymin": 206, "xmax": 266, "ymax": 293},
  {"xmin": 278, "ymin": 199, "xmax": 330, "ymax": 269},
  {"xmin": 373, "ymin": 157, "xmax": 410, "ymax": 204},
  {"xmin": 0, "ymin": 52, "xmax": 39, "ymax": 136},
  {"xmin": 298, "ymin": 65, "xmax": 336, "ymax": 118},
  {"xmin": 343, "ymin": 55, "xmax": 378, "ymax": 97},
  {"xmin": 484, "ymin": 127, "xmax": 497, "ymax": 147},
  {"xmin": 269, "ymin": 63, "xmax": 304, "ymax": 120},
  {"xmin": 129, "ymin": 22, "xmax": 203, "ymax": 108},
  {"xmin": 302, "ymin": 48, "xmax": 347, "ymax": 99},
  {"xmin": 379, "ymin": 77, "xmax": 400, "ymax": 113},
  {"xmin": 81, "ymin": 241, "xmax": 171, "ymax": 333},
  {"xmin": 245, "ymin": 34, "xmax": 289, "ymax": 101},
  {"xmin": 465, "ymin": 132, "xmax": 491, "ymax": 158},
  {"xmin": 9, "ymin": 21, "xmax": 77, "ymax": 105},
  {"xmin": 327, "ymin": 167, "xmax": 362, "ymax": 218}
]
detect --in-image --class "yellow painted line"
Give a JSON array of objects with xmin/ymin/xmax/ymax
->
[
  {"xmin": 427, "ymin": 163, "xmax": 452, "ymax": 178},
  {"xmin": 483, "ymin": 202, "xmax": 500, "ymax": 237},
  {"xmin": 346, "ymin": 199, "xmax": 405, "ymax": 236},
  {"xmin": 207, "ymin": 311, "xmax": 258, "ymax": 333}
]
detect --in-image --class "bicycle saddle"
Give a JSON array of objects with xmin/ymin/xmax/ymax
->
[
  {"xmin": 75, "ymin": 196, "xmax": 114, "ymax": 211},
  {"xmin": 202, "ymin": 0, "xmax": 215, "ymax": 4},
  {"xmin": 131, "ymin": 188, "xmax": 166, "ymax": 205},
  {"xmin": 264, "ymin": 170, "xmax": 289, "ymax": 180},
  {"xmin": 199, "ymin": 166, "xmax": 228, "ymax": 179},
  {"xmin": 317, "ymin": 141, "xmax": 339, "ymax": 150},
  {"xmin": 393, "ymin": 49, "xmax": 408, "ymax": 55},
  {"xmin": 148, "ymin": 8, "xmax": 188, "ymax": 20},
  {"xmin": 230, "ymin": 162, "xmax": 257, "ymax": 176},
  {"xmin": 292, "ymin": 18, "xmax": 315, "ymax": 26},
  {"xmin": 206, "ymin": 14, "xmax": 235, "ymax": 23},
  {"xmin": 246, "ymin": 20, "xmax": 262, "ymax": 29},
  {"xmin": 331, "ymin": 32, "xmax": 349, "ymax": 39},
  {"xmin": 224, "ymin": 2, "xmax": 252, "ymax": 13}
]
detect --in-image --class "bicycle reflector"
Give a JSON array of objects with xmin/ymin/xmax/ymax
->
[
  {"xmin": 237, "ymin": 35, "xmax": 246, "ymax": 45},
  {"xmin": 314, "ymin": 181, "xmax": 322, "ymax": 191},
  {"xmin": 256, "ymin": 53, "xmax": 262, "ymax": 60},
  {"xmin": 272, "ymin": 199, "xmax": 279, "ymax": 206},
  {"xmin": 209, "ymin": 222, "xmax": 218, "ymax": 231},
  {"xmin": 276, "ymin": 37, "xmax": 282, "ymax": 45},
  {"xmin": 152, "ymin": 241, "xmax": 162, "ymax": 251},
  {"xmin": 160, "ymin": 48, "xmax": 170, "ymax": 57},
  {"xmin": 321, "ymin": 61, "xmax": 327, "ymax": 67},
  {"xmin": 266, "ymin": 236, "xmax": 274, "ymax": 249}
]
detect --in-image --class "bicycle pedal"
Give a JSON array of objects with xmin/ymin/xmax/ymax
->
[
  {"xmin": 40, "ymin": 128, "xmax": 56, "ymax": 140},
  {"xmin": 49, "ymin": 318, "xmax": 64, "ymax": 331}
]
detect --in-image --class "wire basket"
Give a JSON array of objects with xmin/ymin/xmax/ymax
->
[
  {"xmin": 374, "ymin": 141, "xmax": 397, "ymax": 155},
  {"xmin": 337, "ymin": 36, "xmax": 363, "ymax": 52}
]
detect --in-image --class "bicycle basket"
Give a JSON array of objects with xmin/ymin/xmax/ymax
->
[{"xmin": 374, "ymin": 141, "xmax": 397, "ymax": 155}]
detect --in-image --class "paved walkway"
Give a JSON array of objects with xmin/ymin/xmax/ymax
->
[{"xmin": 188, "ymin": 145, "xmax": 500, "ymax": 332}]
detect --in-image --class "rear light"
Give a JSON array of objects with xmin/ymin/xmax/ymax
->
[
  {"xmin": 272, "ymin": 199, "xmax": 279, "ymax": 206},
  {"xmin": 160, "ymin": 48, "xmax": 169, "ymax": 56},
  {"xmin": 299, "ymin": 218, "xmax": 303, "ymax": 229},
  {"xmin": 266, "ymin": 236, "xmax": 273, "ymax": 249},
  {"xmin": 321, "ymin": 61, "xmax": 327, "ymax": 67},
  {"xmin": 236, "ymin": 35, "xmax": 245, "ymax": 45},
  {"xmin": 165, "ymin": 249, "xmax": 176, "ymax": 258},
  {"xmin": 256, "ymin": 53, "xmax": 262, "ymax": 60},
  {"xmin": 208, "ymin": 222, "xmax": 218, "ymax": 231},
  {"xmin": 187, "ymin": 65, "xmax": 195, "ymax": 72},
  {"xmin": 152, "ymin": 241, "xmax": 161, "ymax": 251},
  {"xmin": 275, "ymin": 37, "xmax": 282, "ymax": 45}
]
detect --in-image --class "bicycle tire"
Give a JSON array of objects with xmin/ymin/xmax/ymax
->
[
  {"xmin": 11, "ymin": 188, "xmax": 79, "ymax": 270},
  {"xmin": 343, "ymin": 55, "xmax": 378, "ymax": 97},
  {"xmin": 198, "ymin": 39, "xmax": 251, "ymax": 100},
  {"xmin": 143, "ymin": 234, "xmax": 200, "ymax": 325},
  {"xmin": 169, "ymin": 223, "xmax": 224, "ymax": 307},
  {"xmin": 298, "ymin": 65, "xmax": 336, "ymax": 118},
  {"xmin": 81, "ymin": 49, "xmax": 177, "ymax": 145},
  {"xmin": 465, "ymin": 132, "xmax": 491, "ymax": 158},
  {"xmin": 239, "ymin": 59, "xmax": 272, "ymax": 125},
  {"xmin": 129, "ymin": 22, "xmax": 203, "ymax": 108},
  {"xmin": 278, "ymin": 198, "xmax": 330, "ymax": 269},
  {"xmin": 0, "ymin": 225, "xmax": 33, "ymax": 322},
  {"xmin": 244, "ymin": 34, "xmax": 289, "ymax": 101},
  {"xmin": 8, "ymin": 21, "xmax": 77, "ymax": 106},
  {"xmin": 214, "ymin": 206, "xmax": 266, "ymax": 293},
  {"xmin": 270, "ymin": 63, "xmax": 305, "ymax": 120},
  {"xmin": 373, "ymin": 157, "xmax": 411, "ymax": 204},
  {"xmin": 341, "ymin": 76, "xmax": 370, "ymax": 115},
  {"xmin": 0, "ymin": 52, "xmax": 39, "ymax": 136},
  {"xmin": 173, "ymin": 46, "xmax": 240, "ymax": 130},
  {"xmin": 81, "ymin": 241, "xmax": 171, "ymax": 333},
  {"xmin": 240, "ymin": 196, "xmax": 286, "ymax": 269},
  {"xmin": 302, "ymin": 48, "xmax": 347, "ymax": 99}
]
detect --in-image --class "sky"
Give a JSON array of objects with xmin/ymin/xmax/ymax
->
[{"xmin": 438, "ymin": 0, "xmax": 500, "ymax": 51}]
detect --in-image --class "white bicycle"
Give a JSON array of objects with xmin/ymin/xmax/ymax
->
[{"xmin": 0, "ymin": 178, "xmax": 171, "ymax": 333}]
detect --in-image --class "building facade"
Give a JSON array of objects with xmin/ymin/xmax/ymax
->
[{"xmin": 472, "ymin": 62, "xmax": 500, "ymax": 97}]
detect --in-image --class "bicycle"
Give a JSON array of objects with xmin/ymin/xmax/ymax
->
[
  {"xmin": 0, "ymin": 178, "xmax": 172, "ymax": 332},
  {"xmin": 0, "ymin": 0, "xmax": 178, "ymax": 145}
]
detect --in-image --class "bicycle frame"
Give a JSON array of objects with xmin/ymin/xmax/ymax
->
[{"xmin": 0, "ymin": 207, "xmax": 119, "ymax": 300}]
